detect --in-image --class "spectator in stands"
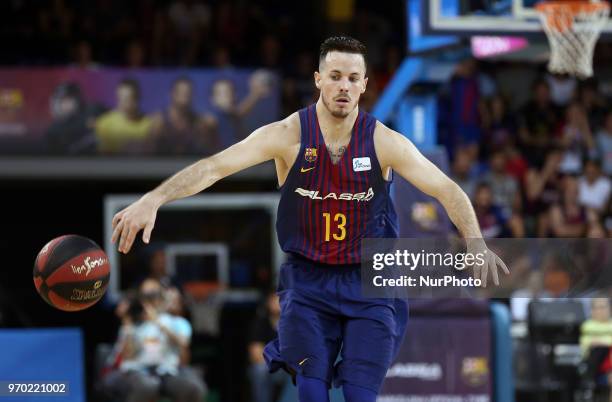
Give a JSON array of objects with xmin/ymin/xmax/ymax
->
[
  {"xmin": 102, "ymin": 278, "xmax": 206, "ymax": 402},
  {"xmin": 579, "ymin": 159, "xmax": 611, "ymax": 213},
  {"xmin": 472, "ymin": 182, "xmax": 513, "ymax": 238},
  {"xmin": 281, "ymin": 50, "xmax": 318, "ymax": 116},
  {"xmin": 503, "ymin": 140, "xmax": 529, "ymax": 191},
  {"xmin": 207, "ymin": 71, "xmax": 272, "ymax": 148},
  {"xmin": 558, "ymin": 102, "xmax": 594, "ymax": 175},
  {"xmin": 548, "ymin": 176, "xmax": 589, "ymax": 237},
  {"xmin": 541, "ymin": 257, "xmax": 571, "ymax": 297},
  {"xmin": 483, "ymin": 151, "xmax": 520, "ymax": 217},
  {"xmin": 95, "ymin": 79, "xmax": 152, "ymax": 154},
  {"xmin": 167, "ymin": 0, "xmax": 211, "ymax": 65},
  {"xmin": 258, "ymin": 34, "xmax": 282, "ymax": 70},
  {"xmin": 124, "ymin": 39, "xmax": 146, "ymax": 68},
  {"xmin": 45, "ymin": 82, "xmax": 98, "ymax": 154},
  {"xmin": 518, "ymin": 79, "xmax": 559, "ymax": 168},
  {"xmin": 483, "ymin": 151, "xmax": 525, "ymax": 236},
  {"xmin": 596, "ymin": 110, "xmax": 612, "ymax": 176},
  {"xmin": 451, "ymin": 146, "xmax": 478, "ymax": 199},
  {"xmin": 149, "ymin": 77, "xmax": 218, "ymax": 155},
  {"xmin": 579, "ymin": 298, "xmax": 612, "ymax": 392},
  {"xmin": 525, "ymin": 149, "xmax": 564, "ymax": 236},
  {"xmin": 578, "ymin": 79, "xmax": 607, "ymax": 130},
  {"xmin": 545, "ymin": 72, "xmax": 577, "ymax": 107},
  {"xmin": 448, "ymin": 58, "xmax": 482, "ymax": 159},
  {"xmin": 480, "ymin": 94, "xmax": 516, "ymax": 155},
  {"xmin": 71, "ymin": 40, "xmax": 99, "ymax": 69},
  {"xmin": 581, "ymin": 299, "xmax": 612, "ymax": 355},
  {"xmin": 248, "ymin": 291, "xmax": 287, "ymax": 402}
]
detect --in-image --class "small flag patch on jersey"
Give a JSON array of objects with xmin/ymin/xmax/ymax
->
[
  {"xmin": 353, "ymin": 157, "xmax": 371, "ymax": 172},
  {"xmin": 304, "ymin": 148, "xmax": 317, "ymax": 162}
]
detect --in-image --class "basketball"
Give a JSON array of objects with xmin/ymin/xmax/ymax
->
[{"xmin": 33, "ymin": 235, "xmax": 110, "ymax": 312}]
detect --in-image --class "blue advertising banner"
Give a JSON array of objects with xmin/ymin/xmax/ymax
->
[{"xmin": 0, "ymin": 328, "xmax": 85, "ymax": 402}]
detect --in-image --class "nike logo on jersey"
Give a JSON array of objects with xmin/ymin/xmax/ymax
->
[
  {"xmin": 300, "ymin": 167, "xmax": 316, "ymax": 173},
  {"xmin": 294, "ymin": 187, "xmax": 374, "ymax": 201},
  {"xmin": 298, "ymin": 358, "xmax": 309, "ymax": 366}
]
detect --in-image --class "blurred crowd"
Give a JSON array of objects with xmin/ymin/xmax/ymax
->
[
  {"xmin": 1, "ymin": 0, "xmax": 402, "ymax": 120},
  {"xmin": 95, "ymin": 244, "xmax": 284, "ymax": 402},
  {"xmin": 46, "ymin": 72, "xmax": 273, "ymax": 155},
  {"xmin": 442, "ymin": 60, "xmax": 612, "ymax": 239}
]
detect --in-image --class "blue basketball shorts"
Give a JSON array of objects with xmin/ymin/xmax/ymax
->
[{"xmin": 263, "ymin": 254, "xmax": 409, "ymax": 393}]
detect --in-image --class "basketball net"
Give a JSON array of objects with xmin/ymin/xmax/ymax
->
[{"xmin": 536, "ymin": 0, "xmax": 610, "ymax": 78}]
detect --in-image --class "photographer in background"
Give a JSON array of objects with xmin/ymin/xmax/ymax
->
[
  {"xmin": 248, "ymin": 291, "xmax": 287, "ymax": 402},
  {"xmin": 101, "ymin": 278, "xmax": 206, "ymax": 402}
]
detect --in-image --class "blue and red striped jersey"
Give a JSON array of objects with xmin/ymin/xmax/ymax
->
[{"xmin": 276, "ymin": 104, "xmax": 398, "ymax": 264}]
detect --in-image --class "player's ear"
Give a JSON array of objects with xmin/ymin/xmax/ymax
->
[
  {"xmin": 362, "ymin": 76, "xmax": 368, "ymax": 93},
  {"xmin": 314, "ymin": 71, "xmax": 321, "ymax": 89}
]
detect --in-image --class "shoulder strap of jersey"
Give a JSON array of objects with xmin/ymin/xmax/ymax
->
[{"xmin": 298, "ymin": 104, "xmax": 319, "ymax": 149}]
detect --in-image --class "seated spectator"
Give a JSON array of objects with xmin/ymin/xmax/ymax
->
[
  {"xmin": 503, "ymin": 140, "xmax": 529, "ymax": 188},
  {"xmin": 473, "ymin": 182, "xmax": 513, "ymax": 238},
  {"xmin": 451, "ymin": 146, "xmax": 479, "ymax": 199},
  {"xmin": 95, "ymin": 79, "xmax": 152, "ymax": 154},
  {"xmin": 595, "ymin": 110, "xmax": 612, "ymax": 176},
  {"xmin": 557, "ymin": 102, "xmax": 595, "ymax": 175},
  {"xmin": 517, "ymin": 79, "xmax": 559, "ymax": 168},
  {"xmin": 448, "ymin": 59, "xmax": 482, "ymax": 158},
  {"xmin": 545, "ymin": 72, "xmax": 577, "ymax": 107},
  {"xmin": 483, "ymin": 151, "xmax": 520, "ymax": 217},
  {"xmin": 524, "ymin": 150, "xmax": 564, "ymax": 236},
  {"xmin": 579, "ymin": 159, "xmax": 611, "ymax": 213},
  {"xmin": 248, "ymin": 291, "xmax": 288, "ymax": 402},
  {"xmin": 45, "ymin": 82, "xmax": 98, "ymax": 154},
  {"xmin": 101, "ymin": 278, "xmax": 206, "ymax": 402},
  {"xmin": 481, "ymin": 94, "xmax": 516, "ymax": 154},
  {"xmin": 577, "ymin": 79, "xmax": 607, "ymax": 130},
  {"xmin": 580, "ymin": 298, "xmax": 612, "ymax": 392},
  {"xmin": 548, "ymin": 176, "xmax": 589, "ymax": 237}
]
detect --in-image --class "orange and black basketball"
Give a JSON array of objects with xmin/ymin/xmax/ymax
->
[{"xmin": 33, "ymin": 235, "xmax": 110, "ymax": 312}]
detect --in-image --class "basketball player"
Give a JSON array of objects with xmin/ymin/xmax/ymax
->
[{"xmin": 112, "ymin": 36, "xmax": 509, "ymax": 402}]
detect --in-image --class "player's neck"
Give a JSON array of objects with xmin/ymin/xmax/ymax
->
[{"xmin": 315, "ymin": 100, "xmax": 359, "ymax": 141}]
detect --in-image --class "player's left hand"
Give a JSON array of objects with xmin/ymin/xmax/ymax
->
[{"xmin": 466, "ymin": 239, "xmax": 509, "ymax": 287}]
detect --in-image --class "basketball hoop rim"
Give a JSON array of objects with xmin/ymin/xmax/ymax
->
[
  {"xmin": 535, "ymin": 1, "xmax": 610, "ymax": 16},
  {"xmin": 535, "ymin": 1, "xmax": 610, "ymax": 32}
]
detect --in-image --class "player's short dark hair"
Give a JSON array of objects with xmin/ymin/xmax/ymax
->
[
  {"xmin": 319, "ymin": 36, "xmax": 367, "ymax": 70},
  {"xmin": 118, "ymin": 78, "xmax": 140, "ymax": 99}
]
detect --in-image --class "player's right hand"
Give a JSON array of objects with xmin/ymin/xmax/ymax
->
[{"xmin": 111, "ymin": 194, "xmax": 159, "ymax": 254}]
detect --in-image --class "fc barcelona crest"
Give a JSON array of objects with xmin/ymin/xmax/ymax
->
[{"xmin": 304, "ymin": 148, "xmax": 317, "ymax": 162}]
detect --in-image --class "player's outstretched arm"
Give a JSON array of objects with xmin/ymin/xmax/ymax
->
[
  {"xmin": 374, "ymin": 122, "xmax": 509, "ymax": 286},
  {"xmin": 112, "ymin": 114, "xmax": 298, "ymax": 254}
]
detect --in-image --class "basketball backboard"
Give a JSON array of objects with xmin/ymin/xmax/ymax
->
[{"xmin": 422, "ymin": 0, "xmax": 612, "ymax": 38}]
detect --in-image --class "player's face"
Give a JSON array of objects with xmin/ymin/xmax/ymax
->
[{"xmin": 315, "ymin": 51, "xmax": 367, "ymax": 118}]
